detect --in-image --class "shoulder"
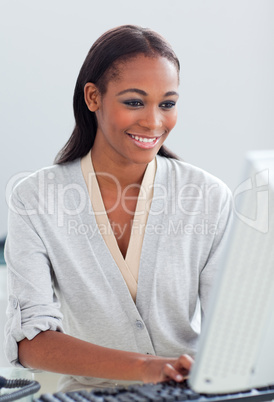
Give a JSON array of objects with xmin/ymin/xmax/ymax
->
[
  {"xmin": 10, "ymin": 159, "xmax": 81, "ymax": 203},
  {"xmin": 155, "ymin": 155, "xmax": 232, "ymax": 207},
  {"xmin": 157, "ymin": 155, "xmax": 227, "ymax": 184}
]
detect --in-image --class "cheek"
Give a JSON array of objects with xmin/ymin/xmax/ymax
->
[
  {"xmin": 165, "ymin": 110, "xmax": 178, "ymax": 131},
  {"xmin": 98, "ymin": 102, "xmax": 132, "ymax": 132},
  {"xmin": 110, "ymin": 109, "xmax": 134, "ymax": 130}
]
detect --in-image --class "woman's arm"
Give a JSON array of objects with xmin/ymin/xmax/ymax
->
[{"xmin": 18, "ymin": 330, "xmax": 193, "ymax": 384}]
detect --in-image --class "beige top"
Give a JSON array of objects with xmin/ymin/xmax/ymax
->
[{"xmin": 81, "ymin": 152, "xmax": 156, "ymax": 302}]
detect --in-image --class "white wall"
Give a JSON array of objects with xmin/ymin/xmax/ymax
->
[
  {"xmin": 0, "ymin": 267, "xmax": 9, "ymax": 365},
  {"xmin": 1, "ymin": 0, "xmax": 274, "ymax": 239}
]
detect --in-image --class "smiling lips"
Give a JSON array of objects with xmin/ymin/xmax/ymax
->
[
  {"xmin": 127, "ymin": 133, "xmax": 161, "ymax": 149},
  {"xmin": 129, "ymin": 134, "xmax": 155, "ymax": 143}
]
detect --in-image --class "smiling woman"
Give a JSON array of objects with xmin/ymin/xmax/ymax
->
[
  {"xmin": 55, "ymin": 25, "xmax": 180, "ymax": 164},
  {"xmin": 83, "ymin": 55, "xmax": 180, "ymax": 257},
  {"xmin": 86, "ymin": 56, "xmax": 179, "ymax": 165},
  {"xmin": 4, "ymin": 25, "xmax": 233, "ymax": 392}
]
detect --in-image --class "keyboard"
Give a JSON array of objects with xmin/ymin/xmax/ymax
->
[{"xmin": 34, "ymin": 380, "xmax": 274, "ymax": 402}]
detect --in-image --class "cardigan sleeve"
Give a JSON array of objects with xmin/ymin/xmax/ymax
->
[
  {"xmin": 4, "ymin": 188, "xmax": 64, "ymax": 367},
  {"xmin": 198, "ymin": 185, "xmax": 233, "ymax": 319}
]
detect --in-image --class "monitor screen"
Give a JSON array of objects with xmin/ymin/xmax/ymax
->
[{"xmin": 189, "ymin": 150, "xmax": 274, "ymax": 394}]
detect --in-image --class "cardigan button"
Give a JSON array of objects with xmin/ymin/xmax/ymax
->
[
  {"xmin": 11, "ymin": 297, "xmax": 18, "ymax": 309},
  {"xmin": 135, "ymin": 320, "xmax": 144, "ymax": 329}
]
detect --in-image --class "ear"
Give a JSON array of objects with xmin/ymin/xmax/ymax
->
[{"xmin": 84, "ymin": 83, "xmax": 101, "ymax": 112}]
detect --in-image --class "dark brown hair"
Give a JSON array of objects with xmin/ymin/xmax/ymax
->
[{"xmin": 55, "ymin": 25, "xmax": 180, "ymax": 164}]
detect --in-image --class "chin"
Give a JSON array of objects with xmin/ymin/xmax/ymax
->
[{"xmin": 127, "ymin": 150, "xmax": 159, "ymax": 165}]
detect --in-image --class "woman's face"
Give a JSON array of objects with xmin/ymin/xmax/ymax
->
[{"xmin": 88, "ymin": 54, "xmax": 179, "ymax": 166}]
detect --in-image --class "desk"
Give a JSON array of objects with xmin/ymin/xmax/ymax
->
[
  {"xmin": 0, "ymin": 368, "xmax": 61, "ymax": 401},
  {"xmin": 0, "ymin": 368, "xmax": 138, "ymax": 399}
]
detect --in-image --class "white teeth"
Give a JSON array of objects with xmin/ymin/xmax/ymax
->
[{"xmin": 130, "ymin": 134, "xmax": 156, "ymax": 143}]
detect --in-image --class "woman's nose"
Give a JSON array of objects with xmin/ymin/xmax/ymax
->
[{"xmin": 138, "ymin": 108, "xmax": 163, "ymax": 130}]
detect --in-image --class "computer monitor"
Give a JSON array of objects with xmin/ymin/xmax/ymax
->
[{"xmin": 189, "ymin": 150, "xmax": 274, "ymax": 394}]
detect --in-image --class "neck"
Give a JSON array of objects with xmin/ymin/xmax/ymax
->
[{"xmin": 90, "ymin": 149, "xmax": 148, "ymax": 190}]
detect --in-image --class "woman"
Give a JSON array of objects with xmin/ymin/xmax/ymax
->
[{"xmin": 5, "ymin": 25, "xmax": 232, "ymax": 391}]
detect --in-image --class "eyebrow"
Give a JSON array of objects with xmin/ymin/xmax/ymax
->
[{"xmin": 116, "ymin": 88, "xmax": 179, "ymax": 97}]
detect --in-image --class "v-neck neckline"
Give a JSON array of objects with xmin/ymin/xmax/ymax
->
[{"xmin": 80, "ymin": 152, "xmax": 156, "ymax": 302}]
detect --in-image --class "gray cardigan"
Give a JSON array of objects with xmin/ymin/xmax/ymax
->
[{"xmin": 4, "ymin": 155, "xmax": 232, "ymax": 390}]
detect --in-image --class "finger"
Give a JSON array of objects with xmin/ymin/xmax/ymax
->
[
  {"xmin": 163, "ymin": 363, "xmax": 184, "ymax": 382},
  {"xmin": 176, "ymin": 354, "xmax": 194, "ymax": 371}
]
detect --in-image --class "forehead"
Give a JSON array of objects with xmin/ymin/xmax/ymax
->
[{"xmin": 106, "ymin": 55, "xmax": 179, "ymax": 93}]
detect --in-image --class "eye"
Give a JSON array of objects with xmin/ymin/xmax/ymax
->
[
  {"xmin": 160, "ymin": 101, "xmax": 176, "ymax": 109},
  {"xmin": 123, "ymin": 100, "xmax": 144, "ymax": 107}
]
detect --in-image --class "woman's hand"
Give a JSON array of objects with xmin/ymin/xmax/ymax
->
[{"xmin": 141, "ymin": 354, "xmax": 194, "ymax": 384}]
